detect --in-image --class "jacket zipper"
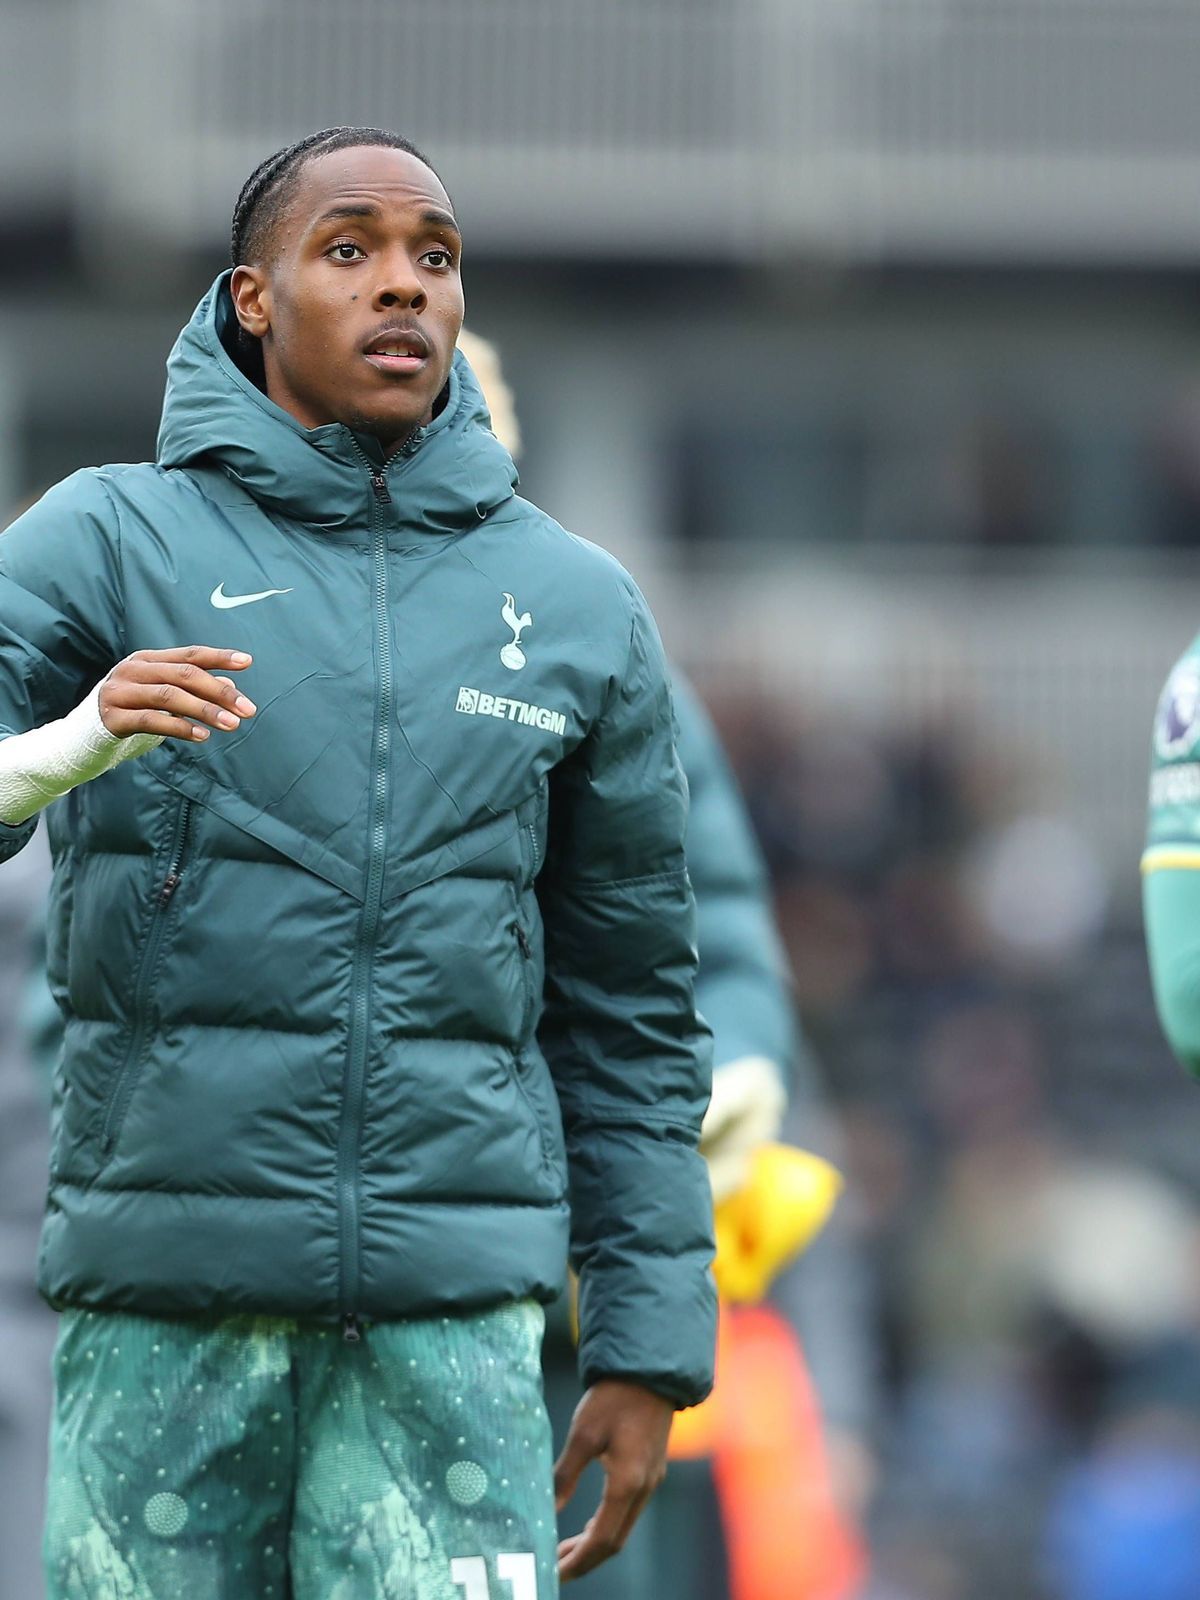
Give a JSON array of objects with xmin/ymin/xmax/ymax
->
[
  {"xmin": 511, "ymin": 921, "xmax": 554, "ymax": 1171},
  {"xmin": 337, "ymin": 452, "xmax": 397, "ymax": 1342},
  {"xmin": 526, "ymin": 822, "xmax": 541, "ymax": 877},
  {"xmin": 100, "ymin": 796, "xmax": 193, "ymax": 1157}
]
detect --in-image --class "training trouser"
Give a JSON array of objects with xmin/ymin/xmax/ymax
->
[{"xmin": 44, "ymin": 1299, "xmax": 558, "ymax": 1600}]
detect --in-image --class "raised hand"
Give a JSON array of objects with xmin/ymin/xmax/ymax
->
[{"xmin": 98, "ymin": 646, "xmax": 256, "ymax": 743}]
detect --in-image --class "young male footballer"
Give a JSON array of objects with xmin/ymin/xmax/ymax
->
[{"xmin": 0, "ymin": 126, "xmax": 716, "ymax": 1598}]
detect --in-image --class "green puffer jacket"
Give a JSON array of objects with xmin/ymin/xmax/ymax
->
[{"xmin": 0, "ymin": 272, "xmax": 716, "ymax": 1406}]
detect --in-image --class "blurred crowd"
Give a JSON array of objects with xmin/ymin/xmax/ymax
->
[{"xmin": 700, "ymin": 685, "xmax": 1200, "ymax": 1600}]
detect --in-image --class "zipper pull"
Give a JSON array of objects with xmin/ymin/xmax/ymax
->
[
  {"xmin": 370, "ymin": 469, "xmax": 391, "ymax": 504},
  {"xmin": 516, "ymin": 925, "xmax": 531, "ymax": 959},
  {"xmin": 342, "ymin": 1312, "xmax": 362, "ymax": 1344},
  {"xmin": 159, "ymin": 871, "xmax": 182, "ymax": 906}
]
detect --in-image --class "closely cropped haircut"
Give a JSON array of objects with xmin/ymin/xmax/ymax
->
[{"xmin": 230, "ymin": 126, "xmax": 443, "ymax": 268}]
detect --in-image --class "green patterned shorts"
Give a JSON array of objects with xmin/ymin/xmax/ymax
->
[{"xmin": 44, "ymin": 1300, "xmax": 558, "ymax": 1599}]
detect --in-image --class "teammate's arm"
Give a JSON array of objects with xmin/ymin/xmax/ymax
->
[
  {"xmin": 1144, "ymin": 865, "xmax": 1200, "ymax": 1075},
  {"xmin": 536, "ymin": 580, "xmax": 716, "ymax": 1582},
  {"xmin": 1143, "ymin": 643, "xmax": 1200, "ymax": 1076},
  {"xmin": 672, "ymin": 673, "xmax": 790, "ymax": 1198}
]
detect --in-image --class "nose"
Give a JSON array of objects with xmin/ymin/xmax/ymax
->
[{"xmin": 374, "ymin": 251, "xmax": 426, "ymax": 313}]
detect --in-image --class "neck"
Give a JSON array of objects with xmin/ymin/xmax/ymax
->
[{"xmin": 382, "ymin": 427, "xmax": 418, "ymax": 459}]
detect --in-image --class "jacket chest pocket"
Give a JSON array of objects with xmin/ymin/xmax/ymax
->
[{"xmin": 97, "ymin": 794, "xmax": 194, "ymax": 1161}]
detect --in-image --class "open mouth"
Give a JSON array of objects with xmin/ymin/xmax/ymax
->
[
  {"xmin": 364, "ymin": 330, "xmax": 430, "ymax": 376},
  {"xmin": 364, "ymin": 350, "xmax": 427, "ymax": 374}
]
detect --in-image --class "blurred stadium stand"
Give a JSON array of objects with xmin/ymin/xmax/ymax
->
[{"xmin": 3, "ymin": 0, "xmax": 1200, "ymax": 262}]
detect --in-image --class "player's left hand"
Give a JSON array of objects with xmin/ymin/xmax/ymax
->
[{"xmin": 553, "ymin": 1378, "xmax": 674, "ymax": 1582}]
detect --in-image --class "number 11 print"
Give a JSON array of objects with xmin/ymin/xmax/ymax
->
[{"xmin": 451, "ymin": 1552, "xmax": 538, "ymax": 1599}]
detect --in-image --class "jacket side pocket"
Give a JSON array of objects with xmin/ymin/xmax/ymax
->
[{"xmin": 97, "ymin": 794, "xmax": 194, "ymax": 1162}]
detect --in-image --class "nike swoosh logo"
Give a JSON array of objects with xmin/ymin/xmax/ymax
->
[{"xmin": 210, "ymin": 583, "xmax": 294, "ymax": 610}]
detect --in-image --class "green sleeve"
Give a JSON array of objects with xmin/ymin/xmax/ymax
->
[
  {"xmin": 672, "ymin": 672, "xmax": 795, "ymax": 1082},
  {"xmin": 1143, "ymin": 636, "xmax": 1200, "ymax": 1078},
  {"xmin": 1144, "ymin": 869, "xmax": 1200, "ymax": 1078},
  {"xmin": 537, "ymin": 580, "xmax": 716, "ymax": 1408}
]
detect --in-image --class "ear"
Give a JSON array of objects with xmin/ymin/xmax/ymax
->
[{"xmin": 230, "ymin": 265, "xmax": 272, "ymax": 340}]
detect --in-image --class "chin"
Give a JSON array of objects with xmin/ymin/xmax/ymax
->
[
  {"xmin": 347, "ymin": 402, "xmax": 429, "ymax": 443},
  {"xmin": 341, "ymin": 371, "xmax": 450, "ymax": 443}
]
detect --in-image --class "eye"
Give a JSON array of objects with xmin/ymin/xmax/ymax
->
[
  {"xmin": 327, "ymin": 240, "xmax": 365, "ymax": 262},
  {"xmin": 422, "ymin": 247, "xmax": 457, "ymax": 269}
]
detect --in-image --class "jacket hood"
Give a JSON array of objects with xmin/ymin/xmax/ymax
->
[{"xmin": 156, "ymin": 270, "xmax": 518, "ymax": 534}]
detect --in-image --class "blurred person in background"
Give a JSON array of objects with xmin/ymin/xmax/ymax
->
[
  {"xmin": 0, "ymin": 127, "xmax": 719, "ymax": 1597},
  {"xmin": 1042, "ymin": 1368, "xmax": 1200, "ymax": 1600}
]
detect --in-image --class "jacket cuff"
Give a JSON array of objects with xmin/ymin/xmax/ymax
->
[
  {"xmin": 576, "ymin": 1253, "xmax": 718, "ymax": 1409},
  {"xmin": 569, "ymin": 1123, "xmax": 717, "ymax": 1409}
]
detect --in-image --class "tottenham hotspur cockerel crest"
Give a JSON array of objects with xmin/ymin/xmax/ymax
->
[{"xmin": 500, "ymin": 592, "xmax": 532, "ymax": 670}]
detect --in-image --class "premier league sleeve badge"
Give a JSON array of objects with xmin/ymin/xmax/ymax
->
[{"xmin": 1155, "ymin": 658, "xmax": 1200, "ymax": 760}]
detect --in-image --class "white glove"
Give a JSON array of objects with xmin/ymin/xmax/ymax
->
[
  {"xmin": 700, "ymin": 1055, "xmax": 787, "ymax": 1204},
  {"xmin": 0, "ymin": 676, "xmax": 162, "ymax": 826}
]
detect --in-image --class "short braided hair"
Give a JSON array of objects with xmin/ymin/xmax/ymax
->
[{"xmin": 230, "ymin": 126, "xmax": 443, "ymax": 268}]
